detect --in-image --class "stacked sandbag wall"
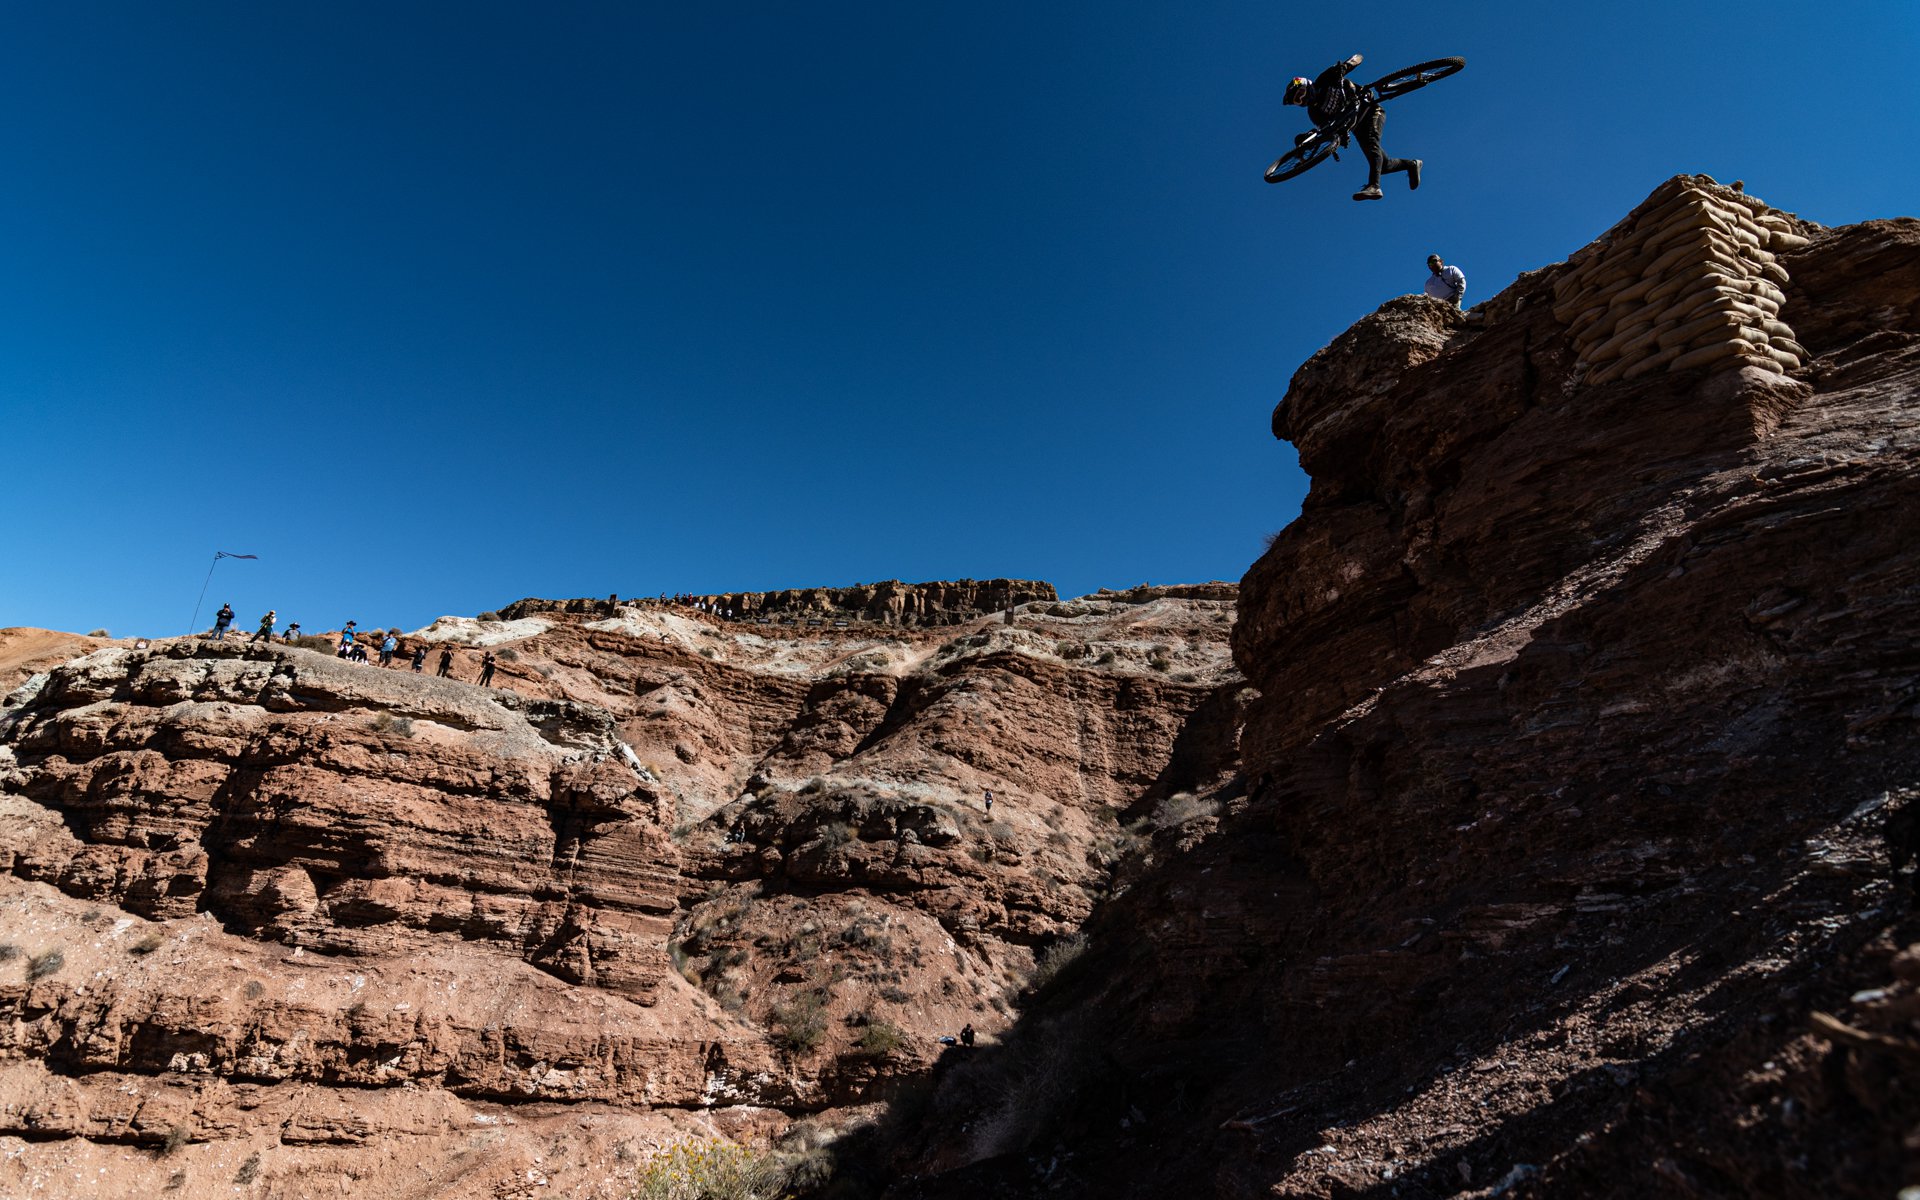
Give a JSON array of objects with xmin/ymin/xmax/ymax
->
[{"xmin": 1550, "ymin": 176, "xmax": 1813, "ymax": 384}]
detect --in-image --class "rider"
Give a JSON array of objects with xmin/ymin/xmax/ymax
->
[{"xmin": 1284, "ymin": 54, "xmax": 1422, "ymax": 202}]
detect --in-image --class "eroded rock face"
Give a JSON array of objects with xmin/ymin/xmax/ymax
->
[
  {"xmin": 873, "ymin": 186, "xmax": 1920, "ymax": 1198},
  {"xmin": 0, "ymin": 587, "xmax": 1242, "ymax": 1196}
]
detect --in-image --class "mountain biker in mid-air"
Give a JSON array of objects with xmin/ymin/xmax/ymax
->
[{"xmin": 1284, "ymin": 53, "xmax": 1422, "ymax": 202}]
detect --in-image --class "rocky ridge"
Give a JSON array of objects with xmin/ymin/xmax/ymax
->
[
  {"xmin": 865, "ymin": 178, "xmax": 1920, "ymax": 1198},
  {"xmin": 0, "ymin": 587, "xmax": 1243, "ymax": 1197}
]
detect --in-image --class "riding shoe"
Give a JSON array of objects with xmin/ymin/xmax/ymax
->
[
  {"xmin": 1352, "ymin": 185, "xmax": 1384, "ymax": 201},
  {"xmin": 1408, "ymin": 159, "xmax": 1422, "ymax": 190}
]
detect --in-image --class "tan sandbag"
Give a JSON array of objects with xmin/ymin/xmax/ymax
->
[
  {"xmin": 1756, "ymin": 345, "xmax": 1802, "ymax": 370},
  {"xmin": 1618, "ymin": 316, "xmax": 1683, "ymax": 359},
  {"xmin": 1633, "ymin": 186, "xmax": 1717, "ymax": 234},
  {"xmin": 1622, "ymin": 342, "xmax": 1686, "ymax": 380},
  {"xmin": 1759, "ymin": 260, "xmax": 1790, "ymax": 286},
  {"xmin": 1667, "ymin": 283, "xmax": 1767, "ymax": 322},
  {"xmin": 1589, "ymin": 318, "xmax": 1658, "ymax": 362},
  {"xmin": 1641, "ymin": 233, "xmax": 1723, "ymax": 278},
  {"xmin": 1657, "ymin": 309, "xmax": 1742, "ymax": 350},
  {"xmin": 1645, "ymin": 265, "xmax": 1743, "ymax": 307},
  {"xmin": 1586, "ymin": 355, "xmax": 1632, "ymax": 385},
  {"xmin": 1769, "ymin": 230, "xmax": 1812, "ymax": 251},
  {"xmin": 1770, "ymin": 335, "xmax": 1808, "ymax": 359},
  {"xmin": 1762, "ymin": 317, "xmax": 1796, "ymax": 340},
  {"xmin": 1670, "ymin": 338, "xmax": 1750, "ymax": 372},
  {"xmin": 1735, "ymin": 325, "xmax": 1770, "ymax": 345}
]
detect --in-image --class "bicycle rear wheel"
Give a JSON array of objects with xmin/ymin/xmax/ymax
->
[
  {"xmin": 1265, "ymin": 135, "xmax": 1337, "ymax": 183},
  {"xmin": 1367, "ymin": 57, "xmax": 1465, "ymax": 101}
]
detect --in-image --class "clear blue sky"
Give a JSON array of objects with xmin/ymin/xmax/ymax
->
[{"xmin": 4, "ymin": 2, "xmax": 1915, "ymax": 637}]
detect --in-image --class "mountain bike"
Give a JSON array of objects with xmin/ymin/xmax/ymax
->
[{"xmin": 1264, "ymin": 57, "xmax": 1464, "ymax": 184}]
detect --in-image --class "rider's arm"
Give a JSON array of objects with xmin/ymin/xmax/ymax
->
[{"xmin": 1342, "ymin": 54, "xmax": 1363, "ymax": 73}]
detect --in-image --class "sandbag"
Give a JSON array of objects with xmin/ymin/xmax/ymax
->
[
  {"xmin": 1759, "ymin": 260, "xmax": 1791, "ymax": 286},
  {"xmin": 1756, "ymin": 345, "xmax": 1802, "ymax": 370},
  {"xmin": 1670, "ymin": 338, "xmax": 1750, "ymax": 372},
  {"xmin": 1770, "ymin": 335, "xmax": 1809, "ymax": 359},
  {"xmin": 1762, "ymin": 317, "xmax": 1796, "ymax": 340},
  {"xmin": 1657, "ymin": 309, "xmax": 1743, "ymax": 350},
  {"xmin": 1769, "ymin": 230, "xmax": 1812, "ymax": 251},
  {"xmin": 1644, "ymin": 265, "xmax": 1743, "ymax": 307},
  {"xmin": 1586, "ymin": 355, "xmax": 1632, "ymax": 386},
  {"xmin": 1622, "ymin": 342, "xmax": 1686, "ymax": 380},
  {"xmin": 1589, "ymin": 318, "xmax": 1658, "ymax": 362},
  {"xmin": 1617, "ymin": 316, "xmax": 1684, "ymax": 359}
]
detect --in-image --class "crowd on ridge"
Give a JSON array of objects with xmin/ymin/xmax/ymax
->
[{"xmin": 204, "ymin": 605, "xmax": 503, "ymax": 688}]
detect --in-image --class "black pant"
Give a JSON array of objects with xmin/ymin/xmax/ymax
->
[{"xmin": 1354, "ymin": 105, "xmax": 1413, "ymax": 187}]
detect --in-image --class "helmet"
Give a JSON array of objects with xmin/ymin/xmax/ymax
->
[{"xmin": 1284, "ymin": 76, "xmax": 1313, "ymax": 105}]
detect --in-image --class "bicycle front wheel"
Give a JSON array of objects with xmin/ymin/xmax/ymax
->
[
  {"xmin": 1367, "ymin": 57, "xmax": 1465, "ymax": 101},
  {"xmin": 1265, "ymin": 135, "xmax": 1338, "ymax": 183}
]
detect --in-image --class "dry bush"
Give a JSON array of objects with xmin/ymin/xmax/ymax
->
[
  {"xmin": 630, "ymin": 1137, "xmax": 789, "ymax": 1200},
  {"xmin": 770, "ymin": 991, "xmax": 830, "ymax": 1054},
  {"xmin": 1027, "ymin": 933, "xmax": 1088, "ymax": 993},
  {"xmin": 26, "ymin": 948, "xmax": 63, "ymax": 981},
  {"xmin": 1153, "ymin": 792, "xmax": 1220, "ymax": 830},
  {"xmin": 854, "ymin": 1019, "xmax": 905, "ymax": 1058},
  {"xmin": 129, "ymin": 929, "xmax": 165, "ymax": 955}
]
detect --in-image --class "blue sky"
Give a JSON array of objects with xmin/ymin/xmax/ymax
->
[{"xmin": 3, "ymin": 2, "xmax": 1915, "ymax": 637}]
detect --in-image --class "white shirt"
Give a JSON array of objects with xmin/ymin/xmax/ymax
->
[{"xmin": 1424, "ymin": 265, "xmax": 1466, "ymax": 304}]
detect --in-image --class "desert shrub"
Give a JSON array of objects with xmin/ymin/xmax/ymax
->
[
  {"xmin": 245, "ymin": 980, "xmax": 266, "ymax": 999},
  {"xmin": 497, "ymin": 647, "xmax": 518, "ymax": 661},
  {"xmin": 1153, "ymin": 792, "xmax": 1220, "ymax": 829},
  {"xmin": 292, "ymin": 634, "xmax": 335, "ymax": 653},
  {"xmin": 369, "ymin": 712, "xmax": 414, "ymax": 738},
  {"xmin": 967, "ymin": 844, "xmax": 994, "ymax": 863},
  {"xmin": 26, "ymin": 948, "xmax": 63, "ymax": 981},
  {"xmin": 816, "ymin": 822, "xmax": 855, "ymax": 849},
  {"xmin": 234, "ymin": 1152, "xmax": 261, "ymax": 1184},
  {"xmin": 1094, "ymin": 649, "xmax": 1116, "ymax": 665},
  {"xmin": 1147, "ymin": 654, "xmax": 1171, "ymax": 672},
  {"xmin": 476, "ymin": 611, "xmax": 501, "ymax": 622},
  {"xmin": 0, "ymin": 943, "xmax": 19, "ymax": 961},
  {"xmin": 947, "ymin": 1013, "xmax": 1101, "ymax": 1160},
  {"xmin": 161, "ymin": 1124, "xmax": 191, "ymax": 1156},
  {"xmin": 854, "ymin": 1020, "xmax": 905, "ymax": 1058},
  {"xmin": 88, "ymin": 628, "xmax": 110, "ymax": 638},
  {"xmin": 880, "ymin": 986, "xmax": 911, "ymax": 1004},
  {"xmin": 1027, "ymin": 933, "xmax": 1088, "ymax": 993},
  {"xmin": 130, "ymin": 929, "xmax": 165, "ymax": 955},
  {"xmin": 631, "ymin": 1138, "xmax": 787, "ymax": 1200},
  {"xmin": 770, "ymin": 991, "xmax": 830, "ymax": 1054},
  {"xmin": 1046, "ymin": 829, "xmax": 1073, "ymax": 847}
]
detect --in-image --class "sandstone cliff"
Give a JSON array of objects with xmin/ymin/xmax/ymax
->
[
  {"xmin": 0, "ymin": 588, "xmax": 1242, "ymax": 1197},
  {"xmin": 869, "ymin": 179, "xmax": 1920, "ymax": 1199}
]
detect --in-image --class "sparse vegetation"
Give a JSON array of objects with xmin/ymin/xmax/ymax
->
[
  {"xmin": 854, "ymin": 1019, "xmax": 905, "ymax": 1058},
  {"xmin": 130, "ymin": 929, "xmax": 165, "ymax": 955},
  {"xmin": 630, "ymin": 1138, "xmax": 788, "ymax": 1200},
  {"xmin": 1027, "ymin": 933, "xmax": 1088, "ymax": 993},
  {"xmin": 88, "ymin": 628, "xmax": 110, "ymax": 638},
  {"xmin": 245, "ymin": 980, "xmax": 266, "ymax": 1000},
  {"xmin": 770, "ymin": 991, "xmax": 830, "ymax": 1054},
  {"xmin": 1153, "ymin": 792, "xmax": 1220, "ymax": 829},
  {"xmin": 1147, "ymin": 653, "xmax": 1172, "ymax": 672},
  {"xmin": 161, "ymin": 1124, "xmax": 191, "ymax": 1156},
  {"xmin": 1095, "ymin": 649, "xmax": 1116, "ymax": 665},
  {"xmin": 476, "ymin": 611, "xmax": 501, "ymax": 622},
  {"xmin": 234, "ymin": 1151, "xmax": 262, "ymax": 1184},
  {"xmin": 26, "ymin": 948, "xmax": 63, "ymax": 981},
  {"xmin": 0, "ymin": 943, "xmax": 19, "ymax": 962},
  {"xmin": 497, "ymin": 647, "xmax": 518, "ymax": 661},
  {"xmin": 369, "ymin": 712, "xmax": 415, "ymax": 738},
  {"xmin": 816, "ymin": 822, "xmax": 855, "ymax": 849}
]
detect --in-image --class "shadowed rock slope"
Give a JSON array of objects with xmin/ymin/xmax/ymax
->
[
  {"xmin": 871, "ymin": 180, "xmax": 1920, "ymax": 1198},
  {"xmin": 0, "ymin": 588, "xmax": 1242, "ymax": 1197}
]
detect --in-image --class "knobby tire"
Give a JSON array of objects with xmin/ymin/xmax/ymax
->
[{"xmin": 1366, "ymin": 56, "xmax": 1465, "ymax": 101}]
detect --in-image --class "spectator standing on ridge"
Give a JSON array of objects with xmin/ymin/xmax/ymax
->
[
  {"xmin": 983, "ymin": 790, "xmax": 994, "ymax": 815},
  {"xmin": 249, "ymin": 610, "xmax": 276, "ymax": 643},
  {"xmin": 1283, "ymin": 53, "xmax": 1421, "ymax": 202},
  {"xmin": 411, "ymin": 645, "xmax": 427, "ymax": 672},
  {"xmin": 283, "ymin": 622, "xmax": 301, "ymax": 642},
  {"xmin": 479, "ymin": 651, "xmax": 497, "ymax": 688},
  {"xmin": 212, "ymin": 603, "xmax": 235, "ymax": 640},
  {"xmin": 379, "ymin": 633, "xmax": 397, "ymax": 667},
  {"xmin": 437, "ymin": 647, "xmax": 453, "ymax": 678},
  {"xmin": 1424, "ymin": 254, "xmax": 1466, "ymax": 307},
  {"xmin": 339, "ymin": 621, "xmax": 358, "ymax": 658}
]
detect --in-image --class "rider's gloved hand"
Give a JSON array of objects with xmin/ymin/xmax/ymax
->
[{"xmin": 1345, "ymin": 53, "xmax": 1363, "ymax": 69}]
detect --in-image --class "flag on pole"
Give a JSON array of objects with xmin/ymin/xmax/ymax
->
[{"xmin": 215, "ymin": 552, "xmax": 259, "ymax": 560}]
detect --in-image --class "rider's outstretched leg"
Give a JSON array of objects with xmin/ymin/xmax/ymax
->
[{"xmin": 1353, "ymin": 106, "xmax": 1414, "ymax": 201}]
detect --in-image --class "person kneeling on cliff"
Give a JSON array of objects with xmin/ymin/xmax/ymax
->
[
  {"xmin": 1283, "ymin": 54, "xmax": 1421, "ymax": 202},
  {"xmin": 1424, "ymin": 254, "xmax": 1465, "ymax": 307}
]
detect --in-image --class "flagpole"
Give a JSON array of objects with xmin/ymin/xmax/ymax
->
[{"xmin": 187, "ymin": 552, "xmax": 221, "ymax": 637}]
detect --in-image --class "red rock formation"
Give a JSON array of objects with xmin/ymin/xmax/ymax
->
[
  {"xmin": 0, "ymin": 588, "xmax": 1241, "ymax": 1196},
  {"xmin": 870, "ymin": 183, "xmax": 1920, "ymax": 1199}
]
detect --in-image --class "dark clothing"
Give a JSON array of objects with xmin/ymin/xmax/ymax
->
[
  {"xmin": 1306, "ymin": 58, "xmax": 1363, "ymax": 131},
  {"xmin": 436, "ymin": 649, "xmax": 453, "ymax": 678},
  {"xmin": 479, "ymin": 653, "xmax": 496, "ymax": 687},
  {"xmin": 1354, "ymin": 104, "xmax": 1414, "ymax": 188},
  {"xmin": 411, "ymin": 647, "xmax": 427, "ymax": 672}
]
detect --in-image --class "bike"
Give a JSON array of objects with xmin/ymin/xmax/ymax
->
[{"xmin": 1264, "ymin": 57, "xmax": 1465, "ymax": 184}]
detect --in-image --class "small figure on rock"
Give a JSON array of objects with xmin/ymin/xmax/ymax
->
[
  {"xmin": 212, "ymin": 603, "xmax": 235, "ymax": 640},
  {"xmin": 249, "ymin": 610, "xmax": 276, "ymax": 643},
  {"xmin": 983, "ymin": 790, "xmax": 994, "ymax": 815},
  {"xmin": 379, "ymin": 633, "xmax": 397, "ymax": 667},
  {"xmin": 437, "ymin": 647, "xmax": 453, "ymax": 678},
  {"xmin": 479, "ymin": 650, "xmax": 497, "ymax": 688},
  {"xmin": 282, "ymin": 621, "xmax": 301, "ymax": 642},
  {"xmin": 1425, "ymin": 254, "xmax": 1466, "ymax": 308},
  {"xmin": 960, "ymin": 1023, "xmax": 975, "ymax": 1047},
  {"xmin": 410, "ymin": 644, "xmax": 427, "ymax": 672},
  {"xmin": 1284, "ymin": 54, "xmax": 1422, "ymax": 202},
  {"xmin": 338, "ymin": 621, "xmax": 357, "ymax": 658}
]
